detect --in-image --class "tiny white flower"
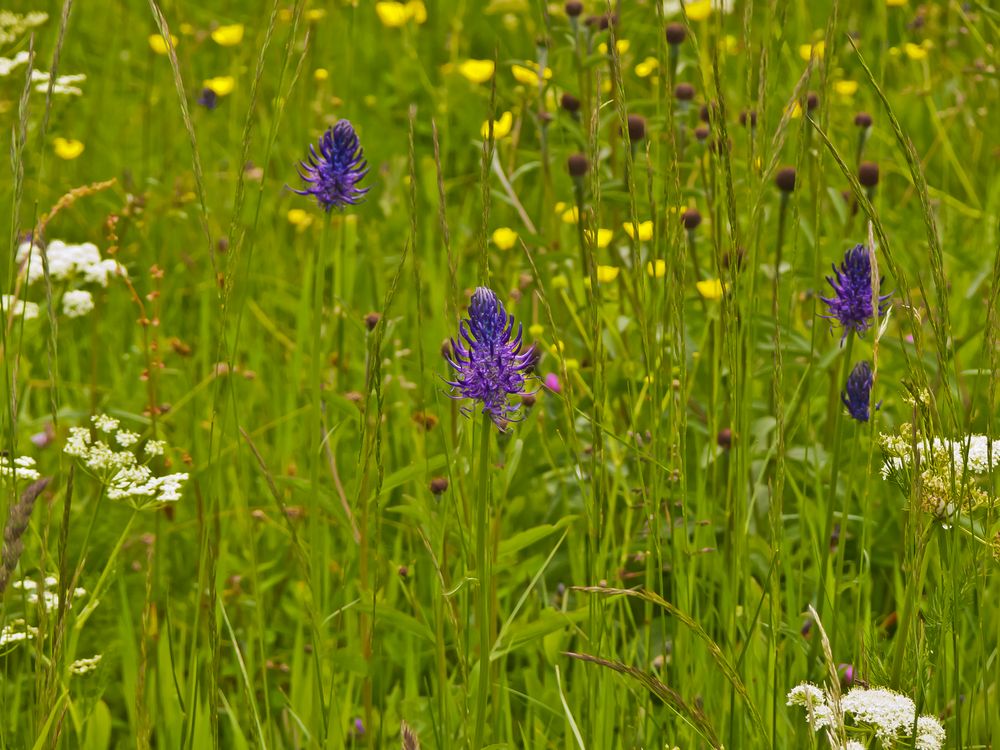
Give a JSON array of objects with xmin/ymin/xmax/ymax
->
[
  {"xmin": 62, "ymin": 289, "xmax": 94, "ymax": 318},
  {"xmin": 92, "ymin": 414, "xmax": 120, "ymax": 433},
  {"xmin": 144, "ymin": 440, "xmax": 166, "ymax": 457},
  {"xmin": 70, "ymin": 654, "xmax": 102, "ymax": 675},
  {"xmin": 115, "ymin": 429, "xmax": 140, "ymax": 448},
  {"xmin": 915, "ymin": 715, "xmax": 945, "ymax": 750}
]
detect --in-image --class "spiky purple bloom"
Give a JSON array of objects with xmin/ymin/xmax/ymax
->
[
  {"xmin": 820, "ymin": 244, "xmax": 890, "ymax": 343},
  {"xmin": 293, "ymin": 120, "xmax": 369, "ymax": 211},
  {"xmin": 842, "ymin": 361, "xmax": 876, "ymax": 422},
  {"xmin": 446, "ymin": 287, "xmax": 536, "ymax": 430}
]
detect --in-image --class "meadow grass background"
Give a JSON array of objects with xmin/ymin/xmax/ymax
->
[{"xmin": 1, "ymin": 0, "xmax": 999, "ymax": 747}]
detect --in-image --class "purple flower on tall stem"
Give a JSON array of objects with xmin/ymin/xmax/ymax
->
[
  {"xmin": 820, "ymin": 244, "xmax": 890, "ymax": 343},
  {"xmin": 293, "ymin": 120, "xmax": 369, "ymax": 211},
  {"xmin": 446, "ymin": 287, "xmax": 536, "ymax": 430},
  {"xmin": 842, "ymin": 361, "xmax": 877, "ymax": 422}
]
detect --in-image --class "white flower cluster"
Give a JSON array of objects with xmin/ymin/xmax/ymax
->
[
  {"xmin": 11, "ymin": 576, "xmax": 86, "ymax": 612},
  {"xmin": 788, "ymin": 683, "xmax": 945, "ymax": 750},
  {"xmin": 0, "ymin": 454, "xmax": 41, "ymax": 480},
  {"xmin": 0, "ymin": 11, "xmax": 48, "ymax": 45},
  {"xmin": 17, "ymin": 240, "xmax": 123, "ymax": 287},
  {"xmin": 64, "ymin": 415, "xmax": 188, "ymax": 507},
  {"xmin": 70, "ymin": 654, "xmax": 102, "ymax": 675},
  {"xmin": 1, "ymin": 294, "xmax": 39, "ymax": 321},
  {"xmin": 30, "ymin": 68, "xmax": 86, "ymax": 96},
  {"xmin": 880, "ymin": 433, "xmax": 999, "ymax": 479},
  {"xmin": 0, "ymin": 619, "xmax": 38, "ymax": 648}
]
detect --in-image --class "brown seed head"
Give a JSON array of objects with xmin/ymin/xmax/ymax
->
[
  {"xmin": 682, "ymin": 208, "xmax": 702, "ymax": 230},
  {"xmin": 806, "ymin": 91, "xmax": 820, "ymax": 111},
  {"xmin": 674, "ymin": 82, "xmax": 695, "ymax": 101},
  {"xmin": 364, "ymin": 311, "xmax": 381, "ymax": 331},
  {"xmin": 854, "ymin": 111, "xmax": 873, "ymax": 128},
  {"xmin": 567, "ymin": 152, "xmax": 590, "ymax": 177},
  {"xmin": 775, "ymin": 166, "xmax": 797, "ymax": 193},
  {"xmin": 560, "ymin": 93, "xmax": 580, "ymax": 113},
  {"xmin": 429, "ymin": 476, "xmax": 449, "ymax": 495},
  {"xmin": 858, "ymin": 161, "xmax": 880, "ymax": 188},
  {"xmin": 665, "ymin": 22, "xmax": 686, "ymax": 45},
  {"xmin": 627, "ymin": 114, "xmax": 646, "ymax": 142},
  {"xmin": 565, "ymin": 0, "xmax": 584, "ymax": 16}
]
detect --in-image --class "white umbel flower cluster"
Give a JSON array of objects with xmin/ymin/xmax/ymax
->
[
  {"xmin": 30, "ymin": 68, "xmax": 86, "ymax": 96},
  {"xmin": 881, "ymin": 432, "xmax": 999, "ymax": 479},
  {"xmin": 70, "ymin": 654, "xmax": 103, "ymax": 675},
  {"xmin": 0, "ymin": 455, "xmax": 41, "ymax": 480},
  {"xmin": 1, "ymin": 295, "xmax": 39, "ymax": 321},
  {"xmin": 788, "ymin": 683, "xmax": 945, "ymax": 750},
  {"xmin": 0, "ymin": 619, "xmax": 38, "ymax": 648},
  {"xmin": 17, "ymin": 240, "xmax": 124, "ymax": 288},
  {"xmin": 64, "ymin": 414, "xmax": 189, "ymax": 507},
  {"xmin": 12, "ymin": 577, "xmax": 86, "ymax": 612},
  {"xmin": 0, "ymin": 11, "xmax": 48, "ymax": 45},
  {"xmin": 62, "ymin": 289, "xmax": 95, "ymax": 318}
]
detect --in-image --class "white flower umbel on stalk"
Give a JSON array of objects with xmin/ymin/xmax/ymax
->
[
  {"xmin": 11, "ymin": 577, "xmax": 86, "ymax": 612},
  {"xmin": 787, "ymin": 683, "xmax": 835, "ymax": 730},
  {"xmin": 64, "ymin": 414, "xmax": 189, "ymax": 509},
  {"xmin": 0, "ymin": 295, "xmax": 39, "ymax": 321},
  {"xmin": 841, "ymin": 687, "xmax": 916, "ymax": 745},
  {"xmin": 16, "ymin": 240, "xmax": 125, "ymax": 287},
  {"xmin": 61, "ymin": 289, "xmax": 94, "ymax": 318},
  {"xmin": 0, "ymin": 455, "xmax": 41, "ymax": 481},
  {"xmin": 70, "ymin": 654, "xmax": 102, "ymax": 675}
]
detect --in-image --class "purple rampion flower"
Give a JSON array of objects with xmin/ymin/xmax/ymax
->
[
  {"xmin": 293, "ymin": 120, "xmax": 369, "ymax": 211},
  {"xmin": 446, "ymin": 287, "xmax": 536, "ymax": 430},
  {"xmin": 841, "ymin": 360, "xmax": 878, "ymax": 422},
  {"xmin": 820, "ymin": 244, "xmax": 890, "ymax": 343}
]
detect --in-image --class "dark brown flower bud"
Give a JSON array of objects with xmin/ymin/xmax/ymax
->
[
  {"xmin": 665, "ymin": 22, "xmax": 686, "ymax": 45},
  {"xmin": 682, "ymin": 208, "xmax": 702, "ymax": 230},
  {"xmin": 521, "ymin": 392, "xmax": 537, "ymax": 408},
  {"xmin": 699, "ymin": 102, "xmax": 712, "ymax": 123},
  {"xmin": 597, "ymin": 12, "xmax": 617, "ymax": 29},
  {"xmin": 806, "ymin": 91, "xmax": 820, "ymax": 111},
  {"xmin": 854, "ymin": 111, "xmax": 873, "ymax": 128},
  {"xmin": 429, "ymin": 476, "xmax": 449, "ymax": 495},
  {"xmin": 739, "ymin": 109, "xmax": 757, "ymax": 128},
  {"xmin": 627, "ymin": 114, "xmax": 646, "ymax": 142},
  {"xmin": 560, "ymin": 92, "xmax": 580, "ymax": 113},
  {"xmin": 858, "ymin": 161, "xmax": 879, "ymax": 188},
  {"xmin": 694, "ymin": 125, "xmax": 710, "ymax": 141},
  {"xmin": 567, "ymin": 153, "xmax": 590, "ymax": 177},
  {"xmin": 775, "ymin": 166, "xmax": 796, "ymax": 193},
  {"xmin": 364, "ymin": 311, "xmax": 381, "ymax": 331},
  {"xmin": 717, "ymin": 428, "xmax": 732, "ymax": 449},
  {"xmin": 674, "ymin": 82, "xmax": 695, "ymax": 101},
  {"xmin": 565, "ymin": 0, "xmax": 584, "ymax": 17}
]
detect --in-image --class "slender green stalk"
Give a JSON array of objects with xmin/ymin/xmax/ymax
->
[{"xmin": 473, "ymin": 412, "xmax": 492, "ymax": 749}]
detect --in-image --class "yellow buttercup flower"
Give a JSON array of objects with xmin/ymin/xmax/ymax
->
[
  {"xmin": 886, "ymin": 0, "xmax": 906, "ymax": 6},
  {"xmin": 203, "ymin": 76, "xmax": 235, "ymax": 96},
  {"xmin": 560, "ymin": 206, "xmax": 580, "ymax": 224},
  {"xmin": 721, "ymin": 34, "xmax": 739, "ymax": 54},
  {"xmin": 623, "ymin": 220, "xmax": 654, "ymax": 242},
  {"xmin": 528, "ymin": 323, "xmax": 544, "ymax": 337},
  {"xmin": 211, "ymin": 23, "xmax": 244, "ymax": 46},
  {"xmin": 696, "ymin": 278, "xmax": 727, "ymax": 300},
  {"xmin": 457, "ymin": 59, "xmax": 495, "ymax": 84},
  {"xmin": 53, "ymin": 137, "xmax": 84, "ymax": 160},
  {"xmin": 314, "ymin": 68, "xmax": 329, "ymax": 82},
  {"xmin": 799, "ymin": 41, "xmax": 825, "ymax": 61},
  {"xmin": 596, "ymin": 265, "xmax": 620, "ymax": 283},
  {"xmin": 375, "ymin": 2, "xmax": 410, "ymax": 27},
  {"xmin": 597, "ymin": 39, "xmax": 630, "ymax": 55},
  {"xmin": 634, "ymin": 57, "xmax": 659, "ymax": 78},
  {"xmin": 491, "ymin": 227, "xmax": 519, "ymax": 250},
  {"xmin": 148, "ymin": 34, "xmax": 178, "ymax": 55},
  {"xmin": 903, "ymin": 42, "xmax": 927, "ymax": 60},
  {"xmin": 305, "ymin": 9, "xmax": 327, "ymax": 21},
  {"xmin": 553, "ymin": 201, "xmax": 567, "ymax": 214},
  {"xmin": 685, "ymin": 0, "xmax": 712, "ymax": 21},
  {"xmin": 585, "ymin": 228, "xmax": 613, "ymax": 248},
  {"xmin": 646, "ymin": 259, "xmax": 666, "ymax": 278},
  {"xmin": 481, "ymin": 111, "xmax": 513, "ymax": 139},
  {"xmin": 511, "ymin": 62, "xmax": 552, "ymax": 86},
  {"xmin": 834, "ymin": 80, "xmax": 858, "ymax": 96},
  {"xmin": 788, "ymin": 101, "xmax": 803, "ymax": 119},
  {"xmin": 287, "ymin": 208, "xmax": 313, "ymax": 232},
  {"xmin": 407, "ymin": 1, "xmax": 427, "ymax": 23}
]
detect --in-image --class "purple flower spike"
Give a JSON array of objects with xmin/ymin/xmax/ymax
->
[
  {"xmin": 841, "ymin": 361, "xmax": 879, "ymax": 422},
  {"xmin": 820, "ymin": 244, "xmax": 891, "ymax": 343},
  {"xmin": 446, "ymin": 287, "xmax": 536, "ymax": 431},
  {"xmin": 293, "ymin": 120, "xmax": 369, "ymax": 211}
]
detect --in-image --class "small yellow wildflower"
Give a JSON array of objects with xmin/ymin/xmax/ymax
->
[
  {"xmin": 623, "ymin": 220, "xmax": 653, "ymax": 242},
  {"xmin": 596, "ymin": 265, "xmax": 620, "ymax": 283},
  {"xmin": 491, "ymin": 227, "xmax": 518, "ymax": 250},
  {"xmin": 721, "ymin": 34, "xmax": 739, "ymax": 54},
  {"xmin": 553, "ymin": 201, "xmax": 567, "ymax": 214},
  {"xmin": 886, "ymin": 0, "xmax": 906, "ymax": 6},
  {"xmin": 179, "ymin": 23, "xmax": 194, "ymax": 35},
  {"xmin": 407, "ymin": 1, "xmax": 428, "ymax": 23},
  {"xmin": 903, "ymin": 42, "xmax": 927, "ymax": 60},
  {"xmin": 563, "ymin": 358, "xmax": 580, "ymax": 371},
  {"xmin": 799, "ymin": 41, "xmax": 825, "ymax": 61},
  {"xmin": 375, "ymin": 2, "xmax": 410, "ymax": 27},
  {"xmin": 148, "ymin": 34, "xmax": 178, "ymax": 55},
  {"xmin": 511, "ymin": 62, "xmax": 553, "ymax": 86},
  {"xmin": 480, "ymin": 111, "xmax": 513, "ymax": 139},
  {"xmin": 646, "ymin": 259, "xmax": 666, "ymax": 278},
  {"xmin": 696, "ymin": 278, "xmax": 727, "ymax": 300},
  {"xmin": 560, "ymin": 206, "xmax": 580, "ymax": 224},
  {"xmin": 211, "ymin": 23, "xmax": 244, "ymax": 46},
  {"xmin": 287, "ymin": 208, "xmax": 313, "ymax": 232},
  {"xmin": 549, "ymin": 340, "xmax": 566, "ymax": 354},
  {"xmin": 551, "ymin": 275, "xmax": 569, "ymax": 290},
  {"xmin": 528, "ymin": 323, "xmax": 544, "ymax": 337},
  {"xmin": 457, "ymin": 59, "xmax": 495, "ymax": 84},
  {"xmin": 305, "ymin": 9, "xmax": 327, "ymax": 21},
  {"xmin": 597, "ymin": 39, "xmax": 630, "ymax": 55},
  {"xmin": 634, "ymin": 57, "xmax": 659, "ymax": 78},
  {"xmin": 314, "ymin": 68, "xmax": 329, "ymax": 82},
  {"xmin": 788, "ymin": 101, "xmax": 803, "ymax": 119},
  {"xmin": 53, "ymin": 137, "xmax": 84, "ymax": 160},
  {"xmin": 685, "ymin": 0, "xmax": 712, "ymax": 21},
  {"xmin": 278, "ymin": 8, "xmax": 293, "ymax": 22},
  {"xmin": 203, "ymin": 76, "xmax": 235, "ymax": 96},
  {"xmin": 834, "ymin": 80, "xmax": 858, "ymax": 96},
  {"xmin": 585, "ymin": 228, "xmax": 613, "ymax": 248}
]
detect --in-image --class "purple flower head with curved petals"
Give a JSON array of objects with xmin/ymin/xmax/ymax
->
[
  {"xmin": 446, "ymin": 287, "xmax": 536, "ymax": 430},
  {"xmin": 293, "ymin": 120, "xmax": 369, "ymax": 211},
  {"xmin": 820, "ymin": 244, "xmax": 891, "ymax": 343},
  {"xmin": 841, "ymin": 360, "xmax": 879, "ymax": 422}
]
